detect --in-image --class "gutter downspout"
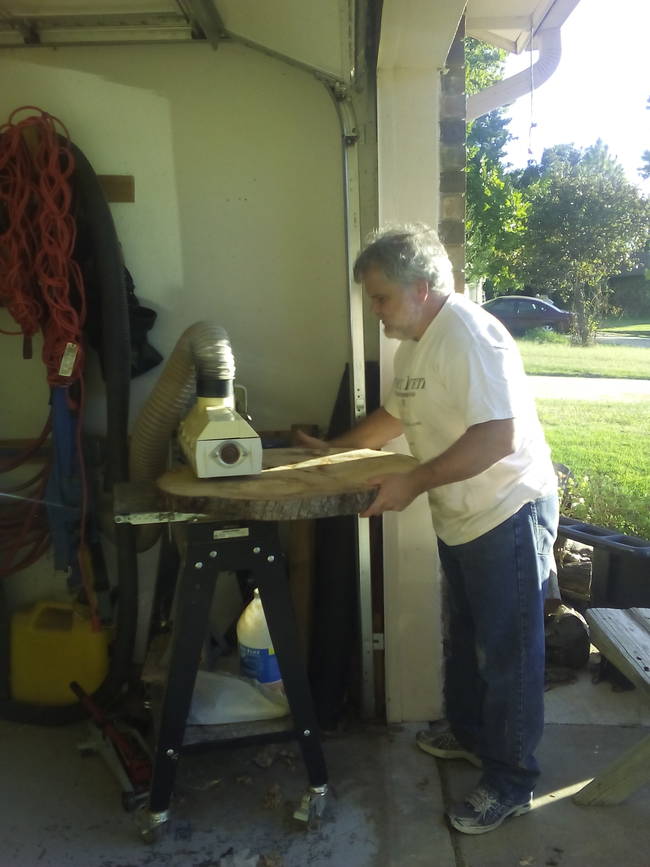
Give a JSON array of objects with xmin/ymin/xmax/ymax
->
[{"xmin": 467, "ymin": 27, "xmax": 561, "ymax": 121}]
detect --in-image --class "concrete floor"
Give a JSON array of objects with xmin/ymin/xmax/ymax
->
[{"xmin": 2, "ymin": 668, "xmax": 649, "ymax": 867}]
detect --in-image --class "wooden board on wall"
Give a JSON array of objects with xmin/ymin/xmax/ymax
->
[{"xmin": 97, "ymin": 175, "xmax": 135, "ymax": 203}]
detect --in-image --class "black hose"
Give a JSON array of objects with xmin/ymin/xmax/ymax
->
[
  {"xmin": 0, "ymin": 142, "xmax": 138, "ymax": 725},
  {"xmin": 71, "ymin": 142, "xmax": 138, "ymax": 706},
  {"xmin": 71, "ymin": 141, "xmax": 130, "ymax": 488}
]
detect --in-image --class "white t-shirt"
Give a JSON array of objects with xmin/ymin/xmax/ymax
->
[{"xmin": 383, "ymin": 292, "xmax": 557, "ymax": 545}]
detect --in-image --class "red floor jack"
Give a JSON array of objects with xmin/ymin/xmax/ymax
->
[{"xmin": 71, "ymin": 681, "xmax": 153, "ymax": 812}]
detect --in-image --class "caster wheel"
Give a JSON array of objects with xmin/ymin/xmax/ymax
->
[
  {"xmin": 141, "ymin": 825, "xmax": 164, "ymax": 845},
  {"xmin": 294, "ymin": 785, "xmax": 329, "ymax": 830},
  {"xmin": 135, "ymin": 808, "xmax": 169, "ymax": 845}
]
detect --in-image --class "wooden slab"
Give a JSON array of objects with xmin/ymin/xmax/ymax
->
[
  {"xmin": 574, "ymin": 607, "xmax": 650, "ymax": 805},
  {"xmin": 156, "ymin": 448, "xmax": 418, "ymax": 522},
  {"xmin": 584, "ymin": 607, "xmax": 650, "ymax": 696}
]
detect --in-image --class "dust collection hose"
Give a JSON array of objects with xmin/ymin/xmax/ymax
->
[
  {"xmin": 129, "ymin": 322, "xmax": 235, "ymax": 552},
  {"xmin": 0, "ymin": 141, "xmax": 137, "ymax": 725}
]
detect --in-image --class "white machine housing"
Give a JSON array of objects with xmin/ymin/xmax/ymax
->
[{"xmin": 178, "ymin": 395, "xmax": 263, "ymax": 479}]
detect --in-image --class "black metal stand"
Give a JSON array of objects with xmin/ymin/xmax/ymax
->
[{"xmin": 140, "ymin": 520, "xmax": 328, "ymax": 841}]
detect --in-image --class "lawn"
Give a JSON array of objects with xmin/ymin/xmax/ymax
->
[
  {"xmin": 536, "ymin": 398, "xmax": 650, "ymax": 539},
  {"xmin": 517, "ymin": 338, "xmax": 650, "ymax": 379}
]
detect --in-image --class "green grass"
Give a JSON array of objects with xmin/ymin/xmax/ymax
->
[
  {"xmin": 536, "ymin": 398, "xmax": 650, "ymax": 539},
  {"xmin": 517, "ymin": 338, "xmax": 650, "ymax": 379}
]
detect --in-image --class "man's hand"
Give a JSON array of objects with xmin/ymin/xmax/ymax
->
[
  {"xmin": 296, "ymin": 408, "xmax": 403, "ymax": 454},
  {"xmin": 295, "ymin": 429, "xmax": 330, "ymax": 453},
  {"xmin": 360, "ymin": 472, "xmax": 421, "ymax": 517}
]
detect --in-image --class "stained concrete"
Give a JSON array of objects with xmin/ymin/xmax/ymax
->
[
  {"xmin": 1, "ymin": 678, "xmax": 649, "ymax": 867},
  {"xmin": 0, "ymin": 720, "xmax": 455, "ymax": 867},
  {"xmin": 442, "ymin": 724, "xmax": 650, "ymax": 867}
]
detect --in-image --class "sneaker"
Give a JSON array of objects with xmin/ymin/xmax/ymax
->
[
  {"xmin": 447, "ymin": 785, "xmax": 532, "ymax": 835},
  {"xmin": 415, "ymin": 729, "xmax": 483, "ymax": 768}
]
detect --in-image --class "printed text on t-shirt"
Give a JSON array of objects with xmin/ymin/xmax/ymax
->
[{"xmin": 394, "ymin": 376, "xmax": 426, "ymax": 394}]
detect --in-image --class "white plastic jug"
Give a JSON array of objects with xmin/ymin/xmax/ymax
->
[{"xmin": 237, "ymin": 588, "xmax": 284, "ymax": 691}]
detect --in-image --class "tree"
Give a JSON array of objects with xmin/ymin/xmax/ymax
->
[
  {"xmin": 465, "ymin": 44, "xmax": 650, "ymax": 334},
  {"xmin": 514, "ymin": 142, "xmax": 650, "ymax": 343},
  {"xmin": 465, "ymin": 39, "xmax": 528, "ymax": 294},
  {"xmin": 465, "ymin": 150, "xmax": 528, "ymax": 292}
]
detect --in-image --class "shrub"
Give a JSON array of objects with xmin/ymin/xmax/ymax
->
[
  {"xmin": 520, "ymin": 327, "xmax": 570, "ymax": 344},
  {"xmin": 562, "ymin": 473, "xmax": 649, "ymax": 541}
]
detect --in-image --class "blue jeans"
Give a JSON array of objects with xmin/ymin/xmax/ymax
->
[{"xmin": 437, "ymin": 494, "xmax": 559, "ymax": 802}]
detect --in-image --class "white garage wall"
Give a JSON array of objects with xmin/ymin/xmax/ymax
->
[
  {"xmin": 0, "ymin": 41, "xmax": 350, "ymax": 620},
  {"xmin": 0, "ymin": 40, "xmax": 349, "ymax": 439}
]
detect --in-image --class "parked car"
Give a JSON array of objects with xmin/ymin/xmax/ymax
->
[{"xmin": 481, "ymin": 295, "xmax": 575, "ymax": 335}]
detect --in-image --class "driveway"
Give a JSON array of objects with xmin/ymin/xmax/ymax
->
[
  {"xmin": 530, "ymin": 375, "xmax": 650, "ymax": 400},
  {"xmin": 595, "ymin": 332, "xmax": 650, "ymax": 347}
]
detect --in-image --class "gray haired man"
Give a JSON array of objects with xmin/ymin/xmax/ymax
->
[{"xmin": 300, "ymin": 224, "xmax": 558, "ymax": 834}]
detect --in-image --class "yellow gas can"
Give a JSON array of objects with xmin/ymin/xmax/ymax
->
[{"xmin": 10, "ymin": 601, "xmax": 109, "ymax": 705}]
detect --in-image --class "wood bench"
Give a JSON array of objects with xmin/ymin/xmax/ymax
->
[{"xmin": 573, "ymin": 607, "xmax": 650, "ymax": 805}]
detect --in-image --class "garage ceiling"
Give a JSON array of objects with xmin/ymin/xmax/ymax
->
[
  {"xmin": 0, "ymin": 0, "xmax": 356, "ymax": 81},
  {"xmin": 0, "ymin": 0, "xmax": 581, "ymax": 78}
]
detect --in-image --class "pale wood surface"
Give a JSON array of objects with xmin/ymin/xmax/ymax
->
[
  {"xmin": 573, "ymin": 732, "xmax": 650, "ymax": 805},
  {"xmin": 156, "ymin": 448, "xmax": 418, "ymax": 522},
  {"xmin": 585, "ymin": 608, "xmax": 650, "ymax": 695},
  {"xmin": 574, "ymin": 607, "xmax": 650, "ymax": 805}
]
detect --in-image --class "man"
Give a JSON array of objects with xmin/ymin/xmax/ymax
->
[{"xmin": 299, "ymin": 224, "xmax": 558, "ymax": 834}]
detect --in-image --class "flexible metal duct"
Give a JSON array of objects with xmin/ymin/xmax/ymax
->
[
  {"xmin": 129, "ymin": 321, "xmax": 235, "ymax": 551},
  {"xmin": 467, "ymin": 28, "xmax": 562, "ymax": 122}
]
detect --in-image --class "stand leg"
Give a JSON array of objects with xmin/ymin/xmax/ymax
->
[
  {"xmin": 141, "ymin": 525, "xmax": 219, "ymax": 841},
  {"xmin": 251, "ymin": 524, "xmax": 329, "ymax": 826},
  {"xmin": 255, "ymin": 553, "xmax": 328, "ymax": 787}
]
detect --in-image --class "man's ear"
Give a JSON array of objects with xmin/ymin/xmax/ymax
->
[{"xmin": 414, "ymin": 278, "xmax": 429, "ymax": 302}]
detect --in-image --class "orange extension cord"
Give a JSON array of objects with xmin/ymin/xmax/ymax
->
[
  {"xmin": 0, "ymin": 106, "xmax": 86, "ymax": 382},
  {"xmin": 0, "ymin": 107, "xmax": 98, "ymax": 626}
]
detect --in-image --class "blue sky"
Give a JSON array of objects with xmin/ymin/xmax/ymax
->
[{"xmin": 502, "ymin": 0, "xmax": 649, "ymax": 191}]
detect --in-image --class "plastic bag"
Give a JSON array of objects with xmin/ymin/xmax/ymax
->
[{"xmin": 188, "ymin": 669, "xmax": 289, "ymax": 725}]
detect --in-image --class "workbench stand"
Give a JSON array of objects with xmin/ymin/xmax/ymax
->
[{"xmin": 115, "ymin": 491, "xmax": 329, "ymax": 843}]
